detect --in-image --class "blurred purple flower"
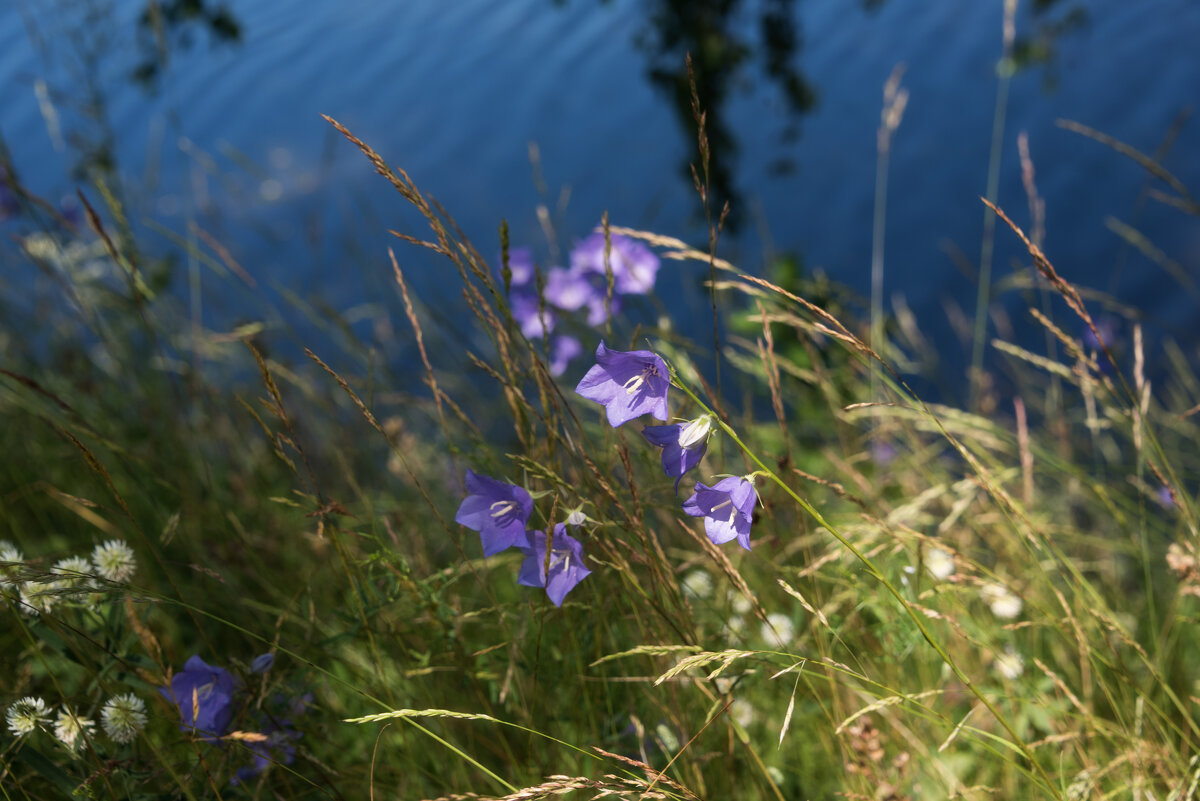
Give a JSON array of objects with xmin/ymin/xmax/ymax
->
[
  {"xmin": 250, "ymin": 653, "xmax": 275, "ymax": 674},
  {"xmin": 683, "ymin": 476, "xmax": 757, "ymax": 550},
  {"xmin": 159, "ymin": 655, "xmax": 236, "ymax": 741},
  {"xmin": 1158, "ymin": 485, "xmax": 1176, "ymax": 509},
  {"xmin": 575, "ymin": 341, "xmax": 670, "ymax": 427},
  {"xmin": 544, "ymin": 266, "xmax": 617, "ymax": 326},
  {"xmin": 643, "ymin": 415, "xmax": 712, "ymax": 491},
  {"xmin": 510, "ymin": 291, "xmax": 556, "ymax": 339},
  {"xmin": 518, "ymin": 524, "xmax": 592, "ymax": 607},
  {"xmin": 549, "ymin": 335, "xmax": 583, "ymax": 377},
  {"xmin": 455, "ymin": 469, "xmax": 534, "ymax": 556},
  {"xmin": 504, "ymin": 247, "xmax": 536, "ymax": 287},
  {"xmin": 869, "ymin": 439, "xmax": 897, "ymax": 467},
  {"xmin": 570, "ymin": 231, "xmax": 660, "ymax": 295}
]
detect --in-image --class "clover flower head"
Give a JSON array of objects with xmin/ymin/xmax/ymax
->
[
  {"xmin": 53, "ymin": 706, "xmax": 95, "ymax": 750},
  {"xmin": 643, "ymin": 414, "xmax": 712, "ymax": 491},
  {"xmin": 518, "ymin": 524, "xmax": 592, "ymax": 607},
  {"xmin": 925, "ymin": 547, "xmax": 955, "ymax": 581},
  {"xmin": 53, "ymin": 556, "xmax": 95, "ymax": 587},
  {"xmin": 575, "ymin": 342, "xmax": 669, "ymax": 427},
  {"xmin": 455, "ymin": 470, "xmax": 534, "ymax": 556},
  {"xmin": 6, "ymin": 697, "xmax": 51, "ymax": 736},
  {"xmin": 0, "ymin": 540, "xmax": 23, "ymax": 588},
  {"xmin": 91, "ymin": 539, "xmax": 136, "ymax": 583},
  {"xmin": 981, "ymin": 582, "xmax": 1023, "ymax": 620},
  {"xmin": 19, "ymin": 579, "xmax": 61, "ymax": 616},
  {"xmin": 683, "ymin": 475, "xmax": 757, "ymax": 550},
  {"xmin": 101, "ymin": 693, "xmax": 147, "ymax": 744},
  {"xmin": 681, "ymin": 570, "xmax": 713, "ymax": 600},
  {"xmin": 570, "ymin": 231, "xmax": 660, "ymax": 295},
  {"xmin": 993, "ymin": 647, "xmax": 1025, "ymax": 680},
  {"xmin": 159, "ymin": 655, "xmax": 237, "ymax": 740},
  {"xmin": 760, "ymin": 613, "xmax": 796, "ymax": 647}
]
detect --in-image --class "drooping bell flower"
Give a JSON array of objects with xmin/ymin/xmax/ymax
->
[
  {"xmin": 643, "ymin": 414, "xmax": 713, "ymax": 491},
  {"xmin": 575, "ymin": 342, "xmax": 669, "ymax": 428},
  {"xmin": 682, "ymin": 475, "xmax": 757, "ymax": 551},
  {"xmin": 517, "ymin": 524, "xmax": 592, "ymax": 607},
  {"xmin": 455, "ymin": 470, "xmax": 534, "ymax": 556}
]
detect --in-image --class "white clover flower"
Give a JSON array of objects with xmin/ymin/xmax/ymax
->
[
  {"xmin": 981, "ymin": 583, "xmax": 1023, "ymax": 620},
  {"xmin": 101, "ymin": 694, "xmax": 147, "ymax": 744},
  {"xmin": 53, "ymin": 706, "xmax": 96, "ymax": 750},
  {"xmin": 6, "ymin": 697, "xmax": 52, "ymax": 736},
  {"xmin": 994, "ymin": 648, "xmax": 1025, "ymax": 680},
  {"xmin": 926, "ymin": 547, "xmax": 956, "ymax": 581},
  {"xmin": 53, "ymin": 556, "xmax": 95, "ymax": 588},
  {"xmin": 730, "ymin": 699, "xmax": 756, "ymax": 730},
  {"xmin": 0, "ymin": 540, "xmax": 23, "ymax": 588},
  {"xmin": 760, "ymin": 613, "xmax": 795, "ymax": 647},
  {"xmin": 728, "ymin": 615, "xmax": 746, "ymax": 634},
  {"xmin": 728, "ymin": 590, "xmax": 753, "ymax": 616},
  {"xmin": 19, "ymin": 580, "xmax": 61, "ymax": 616},
  {"xmin": 681, "ymin": 569, "xmax": 713, "ymax": 600},
  {"xmin": 91, "ymin": 540, "xmax": 136, "ymax": 583}
]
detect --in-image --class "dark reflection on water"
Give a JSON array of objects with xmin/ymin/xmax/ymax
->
[
  {"xmin": 633, "ymin": 0, "xmax": 816, "ymax": 229},
  {"xmin": 132, "ymin": 0, "xmax": 242, "ymax": 89}
]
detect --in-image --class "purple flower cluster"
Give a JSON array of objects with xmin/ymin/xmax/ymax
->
[
  {"xmin": 503, "ymin": 230, "xmax": 661, "ymax": 376},
  {"xmin": 160, "ymin": 655, "xmax": 236, "ymax": 741},
  {"xmin": 573, "ymin": 342, "xmax": 759, "ymax": 551},
  {"xmin": 456, "ymin": 471, "xmax": 592, "ymax": 606}
]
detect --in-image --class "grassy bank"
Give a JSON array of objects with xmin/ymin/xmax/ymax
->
[{"xmin": 2, "ymin": 109, "xmax": 1200, "ymax": 801}]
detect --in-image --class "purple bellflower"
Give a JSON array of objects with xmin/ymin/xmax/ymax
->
[
  {"xmin": 683, "ymin": 476, "xmax": 758, "ymax": 550},
  {"xmin": 570, "ymin": 231, "xmax": 660, "ymax": 295},
  {"xmin": 549, "ymin": 335, "xmax": 583, "ymax": 377},
  {"xmin": 159, "ymin": 655, "xmax": 237, "ymax": 741},
  {"xmin": 575, "ymin": 342, "xmax": 670, "ymax": 427},
  {"xmin": 643, "ymin": 415, "xmax": 713, "ymax": 491},
  {"xmin": 544, "ymin": 266, "xmax": 617, "ymax": 327},
  {"xmin": 510, "ymin": 291, "xmax": 556, "ymax": 340},
  {"xmin": 456, "ymin": 470, "xmax": 534, "ymax": 556},
  {"xmin": 518, "ymin": 524, "xmax": 592, "ymax": 607},
  {"xmin": 504, "ymin": 246, "xmax": 536, "ymax": 287}
]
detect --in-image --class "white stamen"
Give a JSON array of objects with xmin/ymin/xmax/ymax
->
[
  {"xmin": 710, "ymin": 499, "xmax": 734, "ymax": 513},
  {"xmin": 490, "ymin": 500, "xmax": 516, "ymax": 519}
]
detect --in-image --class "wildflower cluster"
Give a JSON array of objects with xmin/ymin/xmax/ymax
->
[
  {"xmin": 575, "ymin": 341, "xmax": 760, "ymax": 551},
  {"xmin": 5, "ymin": 694, "xmax": 147, "ymax": 750},
  {"xmin": 1, "ymin": 538, "xmax": 137, "ymax": 617},
  {"xmin": 456, "ymin": 471, "xmax": 592, "ymax": 606},
  {"xmin": 504, "ymin": 230, "xmax": 660, "ymax": 376}
]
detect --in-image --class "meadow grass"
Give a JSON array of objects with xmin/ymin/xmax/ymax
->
[{"xmin": 2, "ymin": 105, "xmax": 1200, "ymax": 801}]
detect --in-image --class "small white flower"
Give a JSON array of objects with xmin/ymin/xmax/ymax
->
[
  {"xmin": 53, "ymin": 706, "xmax": 96, "ymax": 750},
  {"xmin": 926, "ymin": 547, "xmax": 955, "ymax": 581},
  {"xmin": 6, "ymin": 697, "xmax": 51, "ymax": 736},
  {"xmin": 681, "ymin": 569, "xmax": 713, "ymax": 600},
  {"xmin": 53, "ymin": 556, "xmax": 95, "ymax": 588},
  {"xmin": 101, "ymin": 694, "xmax": 147, "ymax": 744},
  {"xmin": 91, "ymin": 540, "xmax": 136, "ymax": 583},
  {"xmin": 730, "ymin": 699, "xmax": 756, "ymax": 729},
  {"xmin": 0, "ymin": 540, "xmax": 23, "ymax": 587},
  {"xmin": 981, "ymin": 582, "xmax": 1023, "ymax": 620},
  {"xmin": 727, "ymin": 615, "xmax": 746, "ymax": 634},
  {"xmin": 994, "ymin": 648, "xmax": 1025, "ymax": 680},
  {"xmin": 19, "ymin": 580, "xmax": 61, "ymax": 616},
  {"xmin": 760, "ymin": 613, "xmax": 795, "ymax": 647},
  {"xmin": 728, "ymin": 591, "xmax": 753, "ymax": 616}
]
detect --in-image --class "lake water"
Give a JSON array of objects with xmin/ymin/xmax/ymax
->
[{"xmin": 2, "ymin": 0, "xmax": 1199, "ymax": 387}]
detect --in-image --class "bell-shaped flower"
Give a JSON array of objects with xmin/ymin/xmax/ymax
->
[
  {"xmin": 159, "ymin": 655, "xmax": 237, "ymax": 741},
  {"xmin": 570, "ymin": 231, "xmax": 660, "ymax": 295},
  {"xmin": 455, "ymin": 470, "xmax": 534, "ymax": 556},
  {"xmin": 682, "ymin": 475, "xmax": 757, "ymax": 550},
  {"xmin": 643, "ymin": 415, "xmax": 713, "ymax": 491},
  {"xmin": 517, "ymin": 524, "xmax": 592, "ymax": 607},
  {"xmin": 575, "ymin": 342, "xmax": 669, "ymax": 427}
]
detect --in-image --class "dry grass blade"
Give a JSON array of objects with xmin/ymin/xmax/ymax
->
[
  {"xmin": 1056, "ymin": 119, "xmax": 1198, "ymax": 211},
  {"xmin": 345, "ymin": 708, "xmax": 502, "ymax": 725}
]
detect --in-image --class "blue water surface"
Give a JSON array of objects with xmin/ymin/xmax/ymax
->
[{"xmin": 2, "ymin": 0, "xmax": 1198, "ymax": 386}]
